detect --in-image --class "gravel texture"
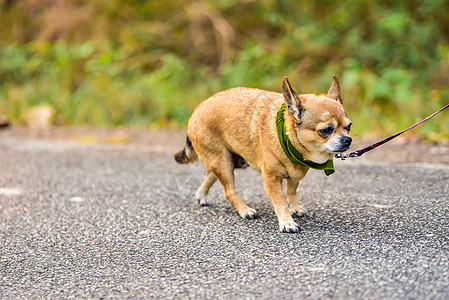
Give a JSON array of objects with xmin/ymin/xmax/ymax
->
[{"xmin": 0, "ymin": 129, "xmax": 448, "ymax": 299}]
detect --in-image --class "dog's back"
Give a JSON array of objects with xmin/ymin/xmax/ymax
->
[{"xmin": 186, "ymin": 87, "xmax": 283, "ymax": 169}]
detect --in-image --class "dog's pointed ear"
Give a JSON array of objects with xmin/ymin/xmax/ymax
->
[
  {"xmin": 327, "ymin": 74, "xmax": 342, "ymax": 104},
  {"xmin": 282, "ymin": 76, "xmax": 305, "ymax": 122}
]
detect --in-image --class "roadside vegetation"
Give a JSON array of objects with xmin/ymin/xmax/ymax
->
[{"xmin": 1, "ymin": 0, "xmax": 448, "ymax": 140}]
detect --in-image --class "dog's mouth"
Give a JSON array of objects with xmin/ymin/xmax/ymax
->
[
  {"xmin": 332, "ymin": 144, "xmax": 351, "ymax": 153},
  {"xmin": 325, "ymin": 136, "xmax": 352, "ymax": 154}
]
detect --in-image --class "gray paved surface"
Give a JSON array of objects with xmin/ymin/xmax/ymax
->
[{"xmin": 1, "ymin": 135, "xmax": 448, "ymax": 299}]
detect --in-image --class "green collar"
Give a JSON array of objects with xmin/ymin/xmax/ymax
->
[{"xmin": 276, "ymin": 103, "xmax": 335, "ymax": 176}]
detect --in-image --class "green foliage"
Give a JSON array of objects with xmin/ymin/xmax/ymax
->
[{"xmin": 0, "ymin": 0, "xmax": 448, "ymax": 140}]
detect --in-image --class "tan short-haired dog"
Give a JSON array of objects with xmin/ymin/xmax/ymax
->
[{"xmin": 175, "ymin": 76, "xmax": 352, "ymax": 232}]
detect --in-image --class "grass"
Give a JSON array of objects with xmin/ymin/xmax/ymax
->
[
  {"xmin": 1, "ymin": 41, "xmax": 448, "ymax": 141},
  {"xmin": 2, "ymin": 1, "xmax": 449, "ymax": 141}
]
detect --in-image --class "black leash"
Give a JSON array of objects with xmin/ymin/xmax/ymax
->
[{"xmin": 335, "ymin": 103, "xmax": 449, "ymax": 160}]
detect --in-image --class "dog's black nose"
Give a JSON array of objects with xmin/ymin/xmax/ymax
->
[{"xmin": 341, "ymin": 136, "xmax": 352, "ymax": 146}]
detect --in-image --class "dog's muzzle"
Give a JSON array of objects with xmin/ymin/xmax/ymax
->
[{"xmin": 335, "ymin": 136, "xmax": 352, "ymax": 152}]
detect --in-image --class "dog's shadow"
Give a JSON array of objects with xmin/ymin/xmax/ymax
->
[{"xmin": 193, "ymin": 200, "xmax": 356, "ymax": 234}]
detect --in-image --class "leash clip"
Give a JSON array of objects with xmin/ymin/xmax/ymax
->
[
  {"xmin": 335, "ymin": 153, "xmax": 349, "ymax": 160},
  {"xmin": 335, "ymin": 152, "xmax": 359, "ymax": 160}
]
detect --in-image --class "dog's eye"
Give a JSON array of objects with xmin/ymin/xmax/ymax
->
[
  {"xmin": 345, "ymin": 123, "xmax": 352, "ymax": 132},
  {"xmin": 319, "ymin": 127, "xmax": 334, "ymax": 135}
]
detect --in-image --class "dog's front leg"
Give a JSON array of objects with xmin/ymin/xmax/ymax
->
[
  {"xmin": 262, "ymin": 172, "xmax": 300, "ymax": 233},
  {"xmin": 286, "ymin": 178, "xmax": 306, "ymax": 218}
]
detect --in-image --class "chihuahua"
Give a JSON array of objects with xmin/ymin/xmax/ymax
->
[{"xmin": 175, "ymin": 75, "xmax": 352, "ymax": 232}]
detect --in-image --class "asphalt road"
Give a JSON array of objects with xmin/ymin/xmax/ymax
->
[{"xmin": 1, "ymin": 134, "xmax": 448, "ymax": 299}]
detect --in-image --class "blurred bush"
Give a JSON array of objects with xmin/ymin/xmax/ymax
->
[{"xmin": 0, "ymin": 0, "xmax": 448, "ymax": 140}]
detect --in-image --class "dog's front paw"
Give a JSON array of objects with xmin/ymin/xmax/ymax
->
[
  {"xmin": 289, "ymin": 205, "xmax": 307, "ymax": 218},
  {"xmin": 279, "ymin": 220, "xmax": 301, "ymax": 233},
  {"xmin": 239, "ymin": 206, "xmax": 258, "ymax": 219}
]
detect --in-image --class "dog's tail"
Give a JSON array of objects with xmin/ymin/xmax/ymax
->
[{"xmin": 174, "ymin": 135, "xmax": 198, "ymax": 164}]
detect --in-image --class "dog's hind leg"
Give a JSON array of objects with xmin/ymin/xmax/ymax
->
[
  {"xmin": 195, "ymin": 171, "xmax": 217, "ymax": 206},
  {"xmin": 286, "ymin": 178, "xmax": 307, "ymax": 218},
  {"xmin": 209, "ymin": 151, "xmax": 258, "ymax": 219}
]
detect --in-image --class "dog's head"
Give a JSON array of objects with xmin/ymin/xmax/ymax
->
[{"xmin": 282, "ymin": 75, "xmax": 352, "ymax": 164}]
